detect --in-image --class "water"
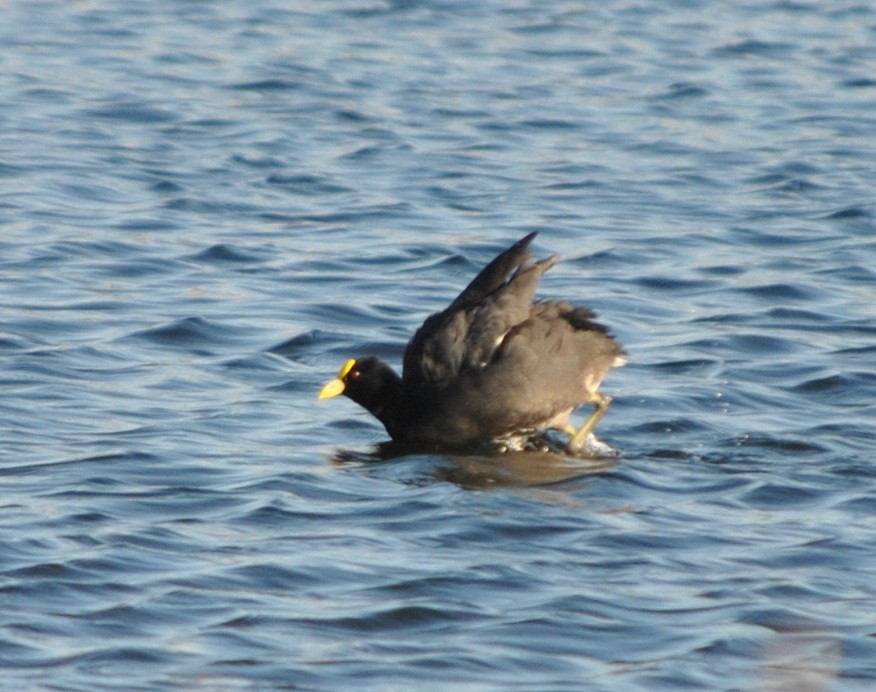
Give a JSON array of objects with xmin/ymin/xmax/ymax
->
[{"xmin": 1, "ymin": 0, "xmax": 874, "ymax": 688}]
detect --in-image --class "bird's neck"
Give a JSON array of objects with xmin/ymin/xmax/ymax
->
[{"xmin": 368, "ymin": 369, "xmax": 405, "ymax": 438}]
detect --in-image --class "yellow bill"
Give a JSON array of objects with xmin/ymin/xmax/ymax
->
[
  {"xmin": 317, "ymin": 359, "xmax": 357, "ymax": 400},
  {"xmin": 318, "ymin": 378, "xmax": 345, "ymax": 399}
]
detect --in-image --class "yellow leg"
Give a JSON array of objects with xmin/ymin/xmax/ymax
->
[{"xmin": 565, "ymin": 392, "xmax": 612, "ymax": 453}]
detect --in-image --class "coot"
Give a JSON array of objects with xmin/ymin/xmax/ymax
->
[{"xmin": 319, "ymin": 232, "xmax": 625, "ymax": 454}]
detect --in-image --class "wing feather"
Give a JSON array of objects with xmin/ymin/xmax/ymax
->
[{"xmin": 403, "ymin": 233, "xmax": 557, "ymax": 389}]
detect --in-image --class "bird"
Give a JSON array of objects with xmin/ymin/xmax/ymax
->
[{"xmin": 318, "ymin": 232, "xmax": 625, "ymax": 454}]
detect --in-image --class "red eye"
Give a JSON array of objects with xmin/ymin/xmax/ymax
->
[{"xmin": 349, "ymin": 370, "xmax": 360, "ymax": 379}]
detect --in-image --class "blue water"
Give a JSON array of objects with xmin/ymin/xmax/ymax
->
[{"xmin": 1, "ymin": 0, "xmax": 874, "ymax": 688}]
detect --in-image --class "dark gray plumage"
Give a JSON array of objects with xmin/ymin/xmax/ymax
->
[{"xmin": 319, "ymin": 232, "xmax": 625, "ymax": 453}]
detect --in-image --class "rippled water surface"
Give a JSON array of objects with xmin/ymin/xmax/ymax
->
[{"xmin": 2, "ymin": 1, "xmax": 875, "ymax": 689}]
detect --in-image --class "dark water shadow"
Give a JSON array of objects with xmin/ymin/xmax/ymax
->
[
  {"xmin": 328, "ymin": 437, "xmax": 619, "ymax": 490},
  {"xmin": 433, "ymin": 451, "xmax": 618, "ymax": 490}
]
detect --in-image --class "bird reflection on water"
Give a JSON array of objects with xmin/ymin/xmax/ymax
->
[{"xmin": 329, "ymin": 435, "xmax": 619, "ymax": 490}]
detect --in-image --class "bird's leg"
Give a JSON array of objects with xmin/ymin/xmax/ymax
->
[{"xmin": 566, "ymin": 392, "xmax": 612, "ymax": 453}]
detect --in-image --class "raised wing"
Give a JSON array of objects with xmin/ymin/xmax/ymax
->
[{"xmin": 403, "ymin": 232, "xmax": 558, "ymax": 390}]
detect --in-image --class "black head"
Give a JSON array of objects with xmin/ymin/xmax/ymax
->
[{"xmin": 318, "ymin": 357, "xmax": 403, "ymax": 433}]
